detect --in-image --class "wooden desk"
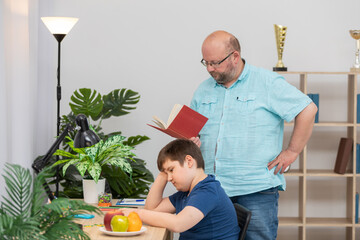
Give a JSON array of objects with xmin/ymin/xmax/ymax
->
[{"xmin": 76, "ymin": 202, "xmax": 172, "ymax": 240}]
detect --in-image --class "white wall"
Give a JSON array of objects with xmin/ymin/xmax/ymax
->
[{"xmin": 38, "ymin": 1, "xmax": 360, "ymax": 239}]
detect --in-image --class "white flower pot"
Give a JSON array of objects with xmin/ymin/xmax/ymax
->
[{"xmin": 82, "ymin": 178, "xmax": 106, "ymax": 204}]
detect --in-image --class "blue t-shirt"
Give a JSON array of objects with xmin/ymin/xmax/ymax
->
[
  {"xmin": 169, "ymin": 174, "xmax": 239, "ymax": 240},
  {"xmin": 190, "ymin": 60, "xmax": 312, "ymax": 196}
]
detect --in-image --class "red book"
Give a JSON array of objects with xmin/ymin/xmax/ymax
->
[{"xmin": 147, "ymin": 104, "xmax": 208, "ymax": 139}]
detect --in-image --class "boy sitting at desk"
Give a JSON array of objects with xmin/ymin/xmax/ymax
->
[{"xmin": 120, "ymin": 139, "xmax": 240, "ymax": 240}]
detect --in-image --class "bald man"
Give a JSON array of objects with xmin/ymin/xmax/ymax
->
[{"xmin": 190, "ymin": 30, "xmax": 317, "ymax": 240}]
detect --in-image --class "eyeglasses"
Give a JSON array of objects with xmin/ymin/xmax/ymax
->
[{"xmin": 201, "ymin": 51, "xmax": 235, "ymax": 68}]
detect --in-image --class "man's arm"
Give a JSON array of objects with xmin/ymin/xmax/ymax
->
[
  {"xmin": 144, "ymin": 172, "xmax": 175, "ymax": 213},
  {"xmin": 268, "ymin": 102, "xmax": 318, "ymax": 174}
]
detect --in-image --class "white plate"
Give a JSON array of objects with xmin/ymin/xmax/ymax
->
[{"xmin": 99, "ymin": 226, "xmax": 147, "ymax": 236}]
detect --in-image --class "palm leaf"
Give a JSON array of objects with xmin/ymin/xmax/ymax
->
[
  {"xmin": 102, "ymin": 89, "xmax": 140, "ymax": 119},
  {"xmin": 0, "ymin": 163, "xmax": 101, "ymax": 239},
  {"xmin": 69, "ymin": 88, "xmax": 103, "ymax": 120},
  {"xmin": 2, "ymin": 163, "xmax": 32, "ymax": 218}
]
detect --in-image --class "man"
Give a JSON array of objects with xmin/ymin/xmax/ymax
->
[{"xmin": 190, "ymin": 30, "xmax": 317, "ymax": 240}]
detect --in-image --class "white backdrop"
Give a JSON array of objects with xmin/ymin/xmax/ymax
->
[
  {"xmin": 1, "ymin": 0, "xmax": 360, "ymax": 239},
  {"xmin": 39, "ymin": 0, "xmax": 360, "ymax": 195}
]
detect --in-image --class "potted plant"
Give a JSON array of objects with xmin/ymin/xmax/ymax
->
[
  {"xmin": 34, "ymin": 88, "xmax": 154, "ymax": 199},
  {"xmin": 0, "ymin": 163, "xmax": 101, "ymax": 239},
  {"xmin": 53, "ymin": 134, "xmax": 136, "ymax": 203}
]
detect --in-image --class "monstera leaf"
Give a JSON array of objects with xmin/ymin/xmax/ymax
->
[
  {"xmin": 123, "ymin": 135, "xmax": 150, "ymax": 147},
  {"xmin": 102, "ymin": 89, "xmax": 140, "ymax": 119},
  {"xmin": 69, "ymin": 88, "xmax": 103, "ymax": 120}
]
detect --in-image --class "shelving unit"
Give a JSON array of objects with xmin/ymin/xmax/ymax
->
[{"xmin": 277, "ymin": 72, "xmax": 360, "ymax": 240}]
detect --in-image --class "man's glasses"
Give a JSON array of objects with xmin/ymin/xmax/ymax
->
[{"xmin": 201, "ymin": 51, "xmax": 235, "ymax": 68}]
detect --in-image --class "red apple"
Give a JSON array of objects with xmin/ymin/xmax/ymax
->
[{"xmin": 104, "ymin": 210, "xmax": 124, "ymax": 231}]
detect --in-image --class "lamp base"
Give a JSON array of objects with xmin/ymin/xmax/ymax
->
[{"xmin": 273, "ymin": 67, "xmax": 288, "ymax": 72}]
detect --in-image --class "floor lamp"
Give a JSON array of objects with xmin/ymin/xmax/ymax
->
[{"xmin": 41, "ymin": 17, "xmax": 79, "ymax": 197}]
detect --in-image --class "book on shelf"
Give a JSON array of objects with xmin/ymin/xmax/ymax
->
[
  {"xmin": 308, "ymin": 93, "xmax": 319, "ymax": 123},
  {"xmin": 356, "ymin": 192, "xmax": 359, "ymax": 224},
  {"xmin": 357, "ymin": 94, "xmax": 360, "ymax": 123},
  {"xmin": 334, "ymin": 137, "xmax": 353, "ymax": 174},
  {"xmin": 357, "ymin": 143, "xmax": 360, "ymax": 174},
  {"xmin": 147, "ymin": 104, "xmax": 208, "ymax": 139}
]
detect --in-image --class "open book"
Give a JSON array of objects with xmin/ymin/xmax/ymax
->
[{"xmin": 147, "ymin": 104, "xmax": 208, "ymax": 139}]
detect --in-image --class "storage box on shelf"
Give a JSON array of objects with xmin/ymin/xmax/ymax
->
[{"xmin": 276, "ymin": 72, "xmax": 360, "ymax": 240}]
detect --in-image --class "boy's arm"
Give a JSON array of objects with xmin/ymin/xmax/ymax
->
[
  {"xmin": 145, "ymin": 172, "xmax": 175, "ymax": 213},
  {"xmin": 122, "ymin": 206, "xmax": 204, "ymax": 233}
]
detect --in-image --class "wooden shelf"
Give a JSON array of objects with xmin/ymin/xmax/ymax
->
[
  {"xmin": 306, "ymin": 218, "xmax": 353, "ymax": 227},
  {"xmin": 306, "ymin": 169, "xmax": 354, "ymax": 177},
  {"xmin": 278, "ymin": 72, "xmax": 359, "ymax": 240},
  {"xmin": 277, "ymin": 71, "xmax": 360, "ymax": 75},
  {"xmin": 279, "ymin": 217, "xmax": 304, "ymax": 226},
  {"xmin": 285, "ymin": 122, "xmax": 355, "ymax": 127}
]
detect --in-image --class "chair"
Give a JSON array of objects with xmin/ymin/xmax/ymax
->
[{"xmin": 233, "ymin": 203, "xmax": 252, "ymax": 240}]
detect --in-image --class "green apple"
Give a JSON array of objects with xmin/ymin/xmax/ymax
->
[
  {"xmin": 111, "ymin": 215, "xmax": 129, "ymax": 232},
  {"xmin": 104, "ymin": 210, "xmax": 124, "ymax": 231}
]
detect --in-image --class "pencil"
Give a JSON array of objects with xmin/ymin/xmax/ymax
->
[{"xmin": 99, "ymin": 206, "xmax": 138, "ymax": 211}]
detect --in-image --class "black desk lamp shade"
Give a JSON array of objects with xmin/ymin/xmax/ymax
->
[
  {"xmin": 32, "ymin": 114, "xmax": 100, "ymax": 201},
  {"xmin": 74, "ymin": 114, "xmax": 100, "ymax": 148}
]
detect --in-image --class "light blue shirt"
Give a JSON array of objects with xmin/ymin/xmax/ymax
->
[{"xmin": 190, "ymin": 60, "xmax": 312, "ymax": 196}]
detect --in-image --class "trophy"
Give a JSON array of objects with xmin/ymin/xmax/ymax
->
[
  {"xmin": 349, "ymin": 30, "xmax": 360, "ymax": 72},
  {"xmin": 273, "ymin": 24, "xmax": 287, "ymax": 71}
]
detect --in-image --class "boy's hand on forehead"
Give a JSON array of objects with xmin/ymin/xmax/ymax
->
[{"xmin": 157, "ymin": 171, "xmax": 168, "ymax": 182}]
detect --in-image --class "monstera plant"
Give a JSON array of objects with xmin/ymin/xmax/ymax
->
[
  {"xmin": 0, "ymin": 163, "xmax": 101, "ymax": 239},
  {"xmin": 36, "ymin": 88, "xmax": 154, "ymax": 199}
]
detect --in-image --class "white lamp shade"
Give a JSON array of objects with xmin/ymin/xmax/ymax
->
[{"xmin": 41, "ymin": 17, "xmax": 79, "ymax": 35}]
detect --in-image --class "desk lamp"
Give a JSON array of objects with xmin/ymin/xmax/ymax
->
[{"xmin": 32, "ymin": 114, "xmax": 99, "ymax": 201}]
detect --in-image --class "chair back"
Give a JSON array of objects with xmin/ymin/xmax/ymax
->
[{"xmin": 233, "ymin": 203, "xmax": 252, "ymax": 240}]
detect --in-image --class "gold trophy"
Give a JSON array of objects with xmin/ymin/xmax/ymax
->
[
  {"xmin": 273, "ymin": 24, "xmax": 287, "ymax": 71},
  {"xmin": 350, "ymin": 30, "xmax": 360, "ymax": 72}
]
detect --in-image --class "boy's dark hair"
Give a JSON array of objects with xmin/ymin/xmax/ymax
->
[{"xmin": 157, "ymin": 139, "xmax": 205, "ymax": 171}]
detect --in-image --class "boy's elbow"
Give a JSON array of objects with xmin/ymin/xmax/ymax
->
[{"xmin": 169, "ymin": 225, "xmax": 186, "ymax": 233}]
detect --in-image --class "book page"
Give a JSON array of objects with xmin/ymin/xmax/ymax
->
[
  {"xmin": 152, "ymin": 116, "xmax": 167, "ymax": 129},
  {"xmin": 167, "ymin": 104, "xmax": 183, "ymax": 126}
]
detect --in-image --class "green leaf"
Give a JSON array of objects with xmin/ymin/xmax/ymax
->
[
  {"xmin": 123, "ymin": 135, "xmax": 150, "ymax": 147},
  {"xmin": 0, "ymin": 163, "xmax": 100, "ymax": 239},
  {"xmin": 69, "ymin": 88, "xmax": 103, "ymax": 119},
  {"xmin": 87, "ymin": 162, "xmax": 102, "ymax": 183},
  {"xmin": 76, "ymin": 161, "xmax": 90, "ymax": 177},
  {"xmin": 102, "ymin": 89, "xmax": 140, "ymax": 119},
  {"xmin": 2, "ymin": 163, "xmax": 32, "ymax": 218}
]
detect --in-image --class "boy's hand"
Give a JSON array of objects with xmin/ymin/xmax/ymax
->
[
  {"xmin": 119, "ymin": 208, "xmax": 139, "ymax": 217},
  {"xmin": 158, "ymin": 171, "xmax": 168, "ymax": 181}
]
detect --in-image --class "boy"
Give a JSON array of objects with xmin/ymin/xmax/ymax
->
[{"xmin": 120, "ymin": 139, "xmax": 240, "ymax": 240}]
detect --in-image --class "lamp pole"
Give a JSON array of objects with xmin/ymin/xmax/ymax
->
[
  {"xmin": 54, "ymin": 34, "xmax": 65, "ymax": 138},
  {"xmin": 41, "ymin": 17, "xmax": 78, "ymax": 197}
]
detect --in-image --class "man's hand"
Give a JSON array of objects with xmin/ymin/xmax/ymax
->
[
  {"xmin": 267, "ymin": 149, "xmax": 298, "ymax": 174},
  {"xmin": 190, "ymin": 136, "xmax": 201, "ymax": 147}
]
